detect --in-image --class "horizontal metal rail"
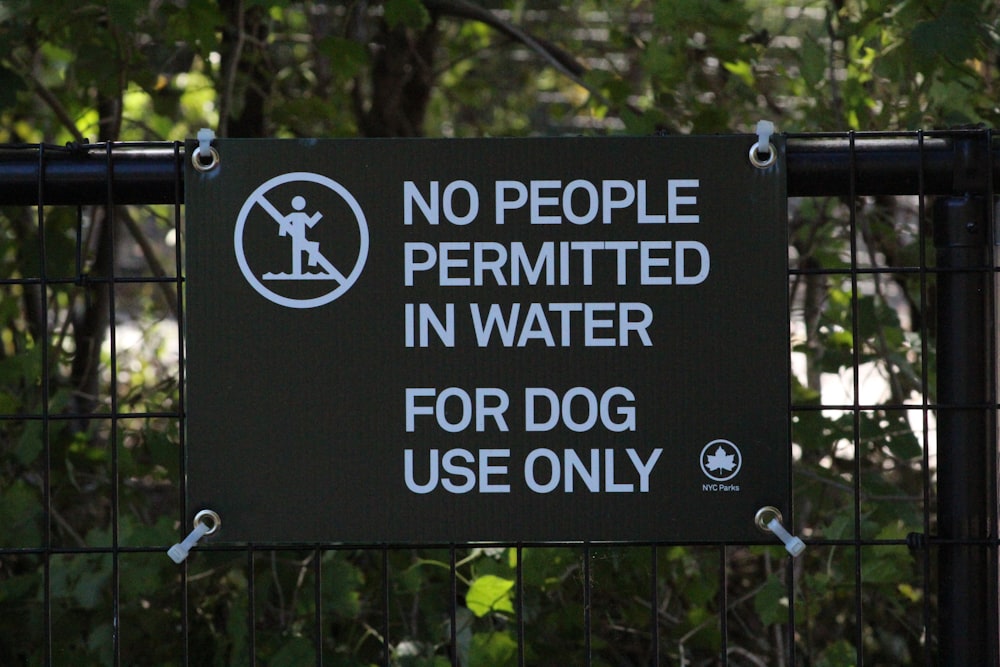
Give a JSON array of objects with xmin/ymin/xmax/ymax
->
[
  {"xmin": 785, "ymin": 133, "xmax": 995, "ymax": 195},
  {"xmin": 0, "ymin": 143, "xmax": 181, "ymax": 205},
  {"xmin": 0, "ymin": 133, "xmax": 997, "ymax": 205}
]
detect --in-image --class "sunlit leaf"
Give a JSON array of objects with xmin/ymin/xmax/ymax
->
[{"xmin": 466, "ymin": 574, "xmax": 514, "ymax": 617}]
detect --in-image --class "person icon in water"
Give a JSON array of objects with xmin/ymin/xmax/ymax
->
[{"xmin": 274, "ymin": 195, "xmax": 342, "ymax": 280}]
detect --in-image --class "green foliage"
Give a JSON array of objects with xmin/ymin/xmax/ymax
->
[
  {"xmin": 1, "ymin": 0, "xmax": 997, "ymax": 665},
  {"xmin": 384, "ymin": 0, "xmax": 432, "ymax": 31},
  {"xmin": 466, "ymin": 574, "xmax": 514, "ymax": 617},
  {"xmin": 469, "ymin": 631, "xmax": 517, "ymax": 666}
]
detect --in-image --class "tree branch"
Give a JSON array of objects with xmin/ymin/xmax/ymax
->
[
  {"xmin": 218, "ymin": 0, "xmax": 247, "ymax": 137},
  {"xmin": 9, "ymin": 53, "xmax": 87, "ymax": 143},
  {"xmin": 120, "ymin": 207, "xmax": 179, "ymax": 319},
  {"xmin": 422, "ymin": 0, "xmax": 614, "ymax": 109}
]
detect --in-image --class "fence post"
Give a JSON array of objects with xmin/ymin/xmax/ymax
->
[{"xmin": 933, "ymin": 187, "xmax": 995, "ymax": 664}]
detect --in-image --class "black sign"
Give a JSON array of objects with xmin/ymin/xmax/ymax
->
[{"xmin": 185, "ymin": 136, "xmax": 788, "ymax": 543}]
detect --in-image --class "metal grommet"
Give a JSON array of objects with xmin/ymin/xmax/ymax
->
[
  {"xmin": 193, "ymin": 509, "xmax": 221, "ymax": 535},
  {"xmin": 191, "ymin": 146, "xmax": 220, "ymax": 172},
  {"xmin": 754, "ymin": 506, "xmax": 782, "ymax": 533},
  {"xmin": 749, "ymin": 141, "xmax": 777, "ymax": 169}
]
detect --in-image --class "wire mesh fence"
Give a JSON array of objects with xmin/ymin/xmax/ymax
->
[{"xmin": 0, "ymin": 130, "xmax": 997, "ymax": 666}]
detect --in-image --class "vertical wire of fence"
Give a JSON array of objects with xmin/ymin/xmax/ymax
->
[
  {"xmin": 785, "ymin": 128, "xmax": 999, "ymax": 666},
  {"xmin": 0, "ymin": 130, "xmax": 997, "ymax": 665}
]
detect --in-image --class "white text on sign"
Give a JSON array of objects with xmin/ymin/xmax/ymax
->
[
  {"xmin": 401, "ymin": 179, "xmax": 711, "ymax": 349},
  {"xmin": 402, "ymin": 179, "xmax": 700, "ymax": 225},
  {"xmin": 405, "ymin": 386, "xmax": 636, "ymax": 433},
  {"xmin": 403, "ymin": 241, "xmax": 709, "ymax": 287},
  {"xmin": 404, "ymin": 302, "xmax": 654, "ymax": 348},
  {"xmin": 403, "ymin": 448, "xmax": 664, "ymax": 495},
  {"xmin": 403, "ymin": 387, "xmax": 659, "ymax": 495},
  {"xmin": 399, "ymin": 177, "xmax": 695, "ymax": 495}
]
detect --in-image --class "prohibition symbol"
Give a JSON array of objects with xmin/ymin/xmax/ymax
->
[{"xmin": 234, "ymin": 172, "xmax": 369, "ymax": 309}]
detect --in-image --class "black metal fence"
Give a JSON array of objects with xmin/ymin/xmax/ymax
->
[{"xmin": 0, "ymin": 129, "xmax": 997, "ymax": 665}]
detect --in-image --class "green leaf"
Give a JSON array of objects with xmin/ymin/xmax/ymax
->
[
  {"xmin": 322, "ymin": 554, "xmax": 363, "ymax": 617},
  {"xmin": 15, "ymin": 419, "xmax": 43, "ymax": 466},
  {"xmin": 73, "ymin": 565, "xmax": 110, "ymax": 609},
  {"xmin": 753, "ymin": 575, "xmax": 789, "ymax": 626},
  {"xmin": 885, "ymin": 427, "xmax": 922, "ymax": 461},
  {"xmin": 723, "ymin": 60, "xmax": 754, "ymax": 87},
  {"xmin": 317, "ymin": 36, "xmax": 369, "ymax": 80},
  {"xmin": 898, "ymin": 582, "xmax": 923, "ymax": 603},
  {"xmin": 384, "ymin": 0, "xmax": 431, "ymax": 31},
  {"xmin": 0, "ymin": 479, "xmax": 42, "ymax": 546},
  {"xmin": 800, "ymin": 35, "xmax": 827, "ymax": 87},
  {"xmin": 0, "ymin": 389, "xmax": 21, "ymax": 413},
  {"xmin": 164, "ymin": 0, "xmax": 223, "ymax": 54},
  {"xmin": 683, "ymin": 570, "xmax": 719, "ymax": 606},
  {"xmin": 911, "ymin": 3, "xmax": 983, "ymax": 68},
  {"xmin": 269, "ymin": 637, "xmax": 314, "ymax": 667},
  {"xmin": 469, "ymin": 631, "xmax": 518, "ymax": 667},
  {"xmin": 0, "ymin": 346, "xmax": 42, "ymax": 389},
  {"xmin": 816, "ymin": 639, "xmax": 857, "ymax": 667},
  {"xmin": 0, "ymin": 63, "xmax": 27, "ymax": 109},
  {"xmin": 863, "ymin": 552, "xmax": 906, "ymax": 584},
  {"xmin": 224, "ymin": 568, "xmax": 252, "ymax": 665},
  {"xmin": 108, "ymin": 0, "xmax": 140, "ymax": 27},
  {"xmin": 466, "ymin": 574, "xmax": 514, "ymax": 617},
  {"xmin": 821, "ymin": 513, "xmax": 857, "ymax": 542},
  {"xmin": 86, "ymin": 621, "xmax": 114, "ymax": 665}
]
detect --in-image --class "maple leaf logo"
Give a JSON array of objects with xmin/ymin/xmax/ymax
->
[
  {"xmin": 699, "ymin": 439, "xmax": 743, "ymax": 482},
  {"xmin": 705, "ymin": 446, "xmax": 736, "ymax": 473}
]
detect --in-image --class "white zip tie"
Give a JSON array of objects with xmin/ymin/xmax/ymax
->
[
  {"xmin": 756, "ymin": 120, "xmax": 774, "ymax": 156},
  {"xmin": 167, "ymin": 509, "xmax": 221, "ymax": 563},
  {"xmin": 749, "ymin": 119, "xmax": 777, "ymax": 168},
  {"xmin": 755, "ymin": 506, "xmax": 806, "ymax": 557},
  {"xmin": 192, "ymin": 128, "xmax": 219, "ymax": 172},
  {"xmin": 197, "ymin": 128, "xmax": 215, "ymax": 155}
]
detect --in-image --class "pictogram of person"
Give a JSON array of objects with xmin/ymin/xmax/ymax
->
[{"xmin": 276, "ymin": 196, "xmax": 340, "ymax": 278}]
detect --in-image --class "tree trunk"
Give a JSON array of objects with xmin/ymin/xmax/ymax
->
[
  {"xmin": 357, "ymin": 18, "xmax": 439, "ymax": 137},
  {"xmin": 218, "ymin": 0, "xmax": 271, "ymax": 138}
]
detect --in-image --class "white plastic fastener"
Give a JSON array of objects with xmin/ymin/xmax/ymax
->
[
  {"xmin": 749, "ymin": 120, "xmax": 777, "ymax": 168},
  {"xmin": 767, "ymin": 516, "xmax": 807, "ymax": 557},
  {"xmin": 192, "ymin": 128, "xmax": 220, "ymax": 172},
  {"xmin": 167, "ymin": 522, "xmax": 210, "ymax": 564},
  {"xmin": 197, "ymin": 128, "xmax": 215, "ymax": 155},
  {"xmin": 167, "ymin": 509, "xmax": 221, "ymax": 564},
  {"xmin": 756, "ymin": 120, "xmax": 774, "ymax": 158},
  {"xmin": 755, "ymin": 506, "xmax": 806, "ymax": 558}
]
